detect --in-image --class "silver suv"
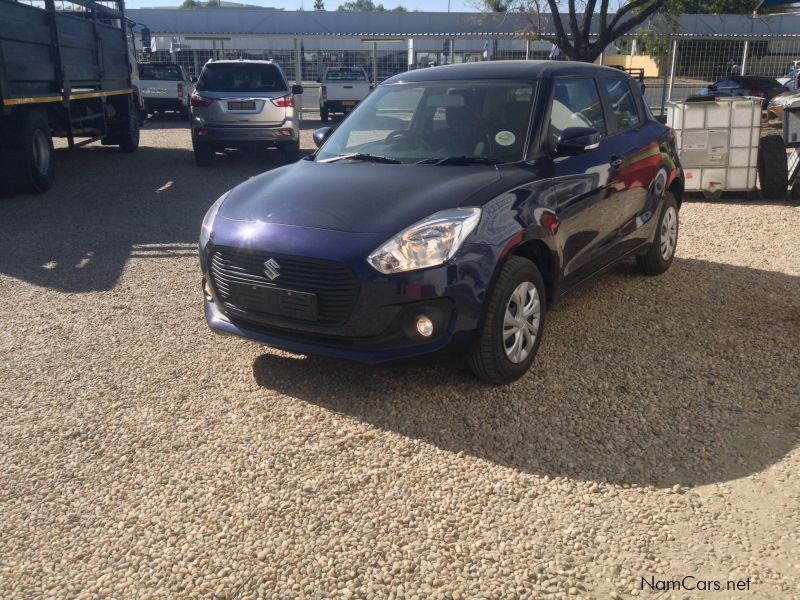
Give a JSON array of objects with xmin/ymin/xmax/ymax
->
[{"xmin": 190, "ymin": 60, "xmax": 303, "ymax": 166}]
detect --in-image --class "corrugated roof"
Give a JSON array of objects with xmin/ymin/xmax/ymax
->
[{"xmin": 126, "ymin": 9, "xmax": 800, "ymax": 39}]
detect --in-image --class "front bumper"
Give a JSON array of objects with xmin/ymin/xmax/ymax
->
[
  {"xmin": 200, "ymin": 222, "xmax": 502, "ymax": 363},
  {"xmin": 205, "ymin": 296, "xmax": 461, "ymax": 364}
]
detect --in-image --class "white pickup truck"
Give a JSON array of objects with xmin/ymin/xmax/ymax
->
[
  {"xmin": 318, "ymin": 67, "xmax": 372, "ymax": 122},
  {"xmin": 139, "ymin": 63, "xmax": 192, "ymax": 120},
  {"xmin": 777, "ymin": 61, "xmax": 800, "ymax": 91}
]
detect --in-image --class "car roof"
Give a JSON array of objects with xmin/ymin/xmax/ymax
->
[{"xmin": 382, "ymin": 60, "xmax": 632, "ymax": 84}]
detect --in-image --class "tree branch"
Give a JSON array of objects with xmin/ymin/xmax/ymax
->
[{"xmin": 582, "ymin": 0, "xmax": 598, "ymax": 40}]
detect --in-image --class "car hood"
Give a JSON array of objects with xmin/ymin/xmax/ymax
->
[{"xmin": 218, "ymin": 159, "xmax": 502, "ymax": 234}]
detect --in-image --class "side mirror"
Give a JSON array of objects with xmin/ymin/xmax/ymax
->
[
  {"xmin": 313, "ymin": 126, "xmax": 334, "ymax": 148},
  {"xmin": 708, "ymin": 84, "xmax": 717, "ymax": 91},
  {"xmin": 655, "ymin": 114, "xmax": 668, "ymax": 124},
  {"xmin": 292, "ymin": 84, "xmax": 304, "ymax": 95},
  {"xmin": 316, "ymin": 77, "xmax": 322, "ymax": 84},
  {"xmin": 556, "ymin": 127, "xmax": 601, "ymax": 154},
  {"xmin": 191, "ymin": 76, "xmax": 198, "ymax": 83}
]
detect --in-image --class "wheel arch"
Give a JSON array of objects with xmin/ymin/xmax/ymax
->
[
  {"xmin": 668, "ymin": 176, "xmax": 684, "ymax": 208},
  {"xmin": 509, "ymin": 238, "xmax": 558, "ymax": 310}
]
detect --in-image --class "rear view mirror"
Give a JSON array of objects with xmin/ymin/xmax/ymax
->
[
  {"xmin": 292, "ymin": 84, "xmax": 304, "ymax": 95},
  {"xmin": 313, "ymin": 126, "xmax": 334, "ymax": 148},
  {"xmin": 556, "ymin": 127, "xmax": 602, "ymax": 154}
]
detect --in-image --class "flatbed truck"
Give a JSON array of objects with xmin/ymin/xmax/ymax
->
[{"xmin": 0, "ymin": 0, "xmax": 142, "ymax": 193}]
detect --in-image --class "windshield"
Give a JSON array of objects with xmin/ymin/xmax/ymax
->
[
  {"xmin": 197, "ymin": 64, "xmax": 287, "ymax": 93},
  {"xmin": 140, "ymin": 65, "xmax": 183, "ymax": 81},
  {"xmin": 325, "ymin": 68, "xmax": 368, "ymax": 81},
  {"xmin": 316, "ymin": 80, "xmax": 536, "ymax": 164}
]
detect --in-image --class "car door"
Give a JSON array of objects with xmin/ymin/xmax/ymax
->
[
  {"xmin": 542, "ymin": 77, "xmax": 620, "ymax": 290},
  {"xmin": 596, "ymin": 77, "xmax": 657, "ymax": 259}
]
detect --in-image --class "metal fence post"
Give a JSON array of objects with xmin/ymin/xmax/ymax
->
[
  {"xmin": 659, "ymin": 37, "xmax": 675, "ymax": 116},
  {"xmin": 294, "ymin": 37, "xmax": 302, "ymax": 122},
  {"xmin": 741, "ymin": 39, "xmax": 749, "ymax": 75},
  {"xmin": 667, "ymin": 38, "xmax": 678, "ymax": 107}
]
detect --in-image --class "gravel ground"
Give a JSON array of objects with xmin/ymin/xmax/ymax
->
[{"xmin": 1, "ymin": 117, "xmax": 799, "ymax": 599}]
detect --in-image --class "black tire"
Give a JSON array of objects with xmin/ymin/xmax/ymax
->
[
  {"xmin": 1, "ymin": 109, "xmax": 55, "ymax": 194},
  {"xmin": 192, "ymin": 132, "xmax": 213, "ymax": 167},
  {"xmin": 636, "ymin": 192, "xmax": 679, "ymax": 276},
  {"xmin": 320, "ymin": 106, "xmax": 329, "ymax": 122},
  {"xmin": 757, "ymin": 135, "xmax": 788, "ymax": 200},
  {"xmin": 117, "ymin": 97, "xmax": 140, "ymax": 153},
  {"xmin": 180, "ymin": 105, "xmax": 190, "ymax": 121},
  {"xmin": 281, "ymin": 140, "xmax": 301, "ymax": 164},
  {"xmin": 467, "ymin": 256, "xmax": 546, "ymax": 385}
]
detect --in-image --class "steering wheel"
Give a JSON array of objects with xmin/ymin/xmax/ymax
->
[{"xmin": 385, "ymin": 130, "xmax": 433, "ymax": 152}]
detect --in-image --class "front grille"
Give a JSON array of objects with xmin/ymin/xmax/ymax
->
[{"xmin": 209, "ymin": 248, "xmax": 359, "ymax": 325}]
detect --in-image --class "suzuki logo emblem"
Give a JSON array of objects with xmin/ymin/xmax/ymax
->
[{"xmin": 263, "ymin": 258, "xmax": 281, "ymax": 281}]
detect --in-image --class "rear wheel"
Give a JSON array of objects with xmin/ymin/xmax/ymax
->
[
  {"xmin": 1, "ymin": 109, "xmax": 55, "ymax": 194},
  {"xmin": 636, "ymin": 192, "xmax": 679, "ymax": 276},
  {"xmin": 281, "ymin": 140, "xmax": 300, "ymax": 163},
  {"xmin": 757, "ymin": 135, "xmax": 788, "ymax": 200},
  {"xmin": 467, "ymin": 256, "xmax": 546, "ymax": 385},
  {"xmin": 192, "ymin": 132, "xmax": 213, "ymax": 167}
]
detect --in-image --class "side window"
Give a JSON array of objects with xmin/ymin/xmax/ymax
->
[
  {"xmin": 549, "ymin": 78, "xmax": 606, "ymax": 146},
  {"xmin": 601, "ymin": 79, "xmax": 641, "ymax": 131}
]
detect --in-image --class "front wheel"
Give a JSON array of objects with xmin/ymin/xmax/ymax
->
[
  {"xmin": 636, "ymin": 192, "xmax": 679, "ymax": 275},
  {"xmin": 468, "ymin": 256, "xmax": 546, "ymax": 385}
]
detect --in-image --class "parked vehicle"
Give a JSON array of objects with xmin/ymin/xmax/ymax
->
[
  {"xmin": 200, "ymin": 61, "xmax": 683, "ymax": 384},
  {"xmin": 190, "ymin": 60, "xmax": 303, "ymax": 167},
  {"xmin": 139, "ymin": 62, "xmax": 191, "ymax": 119},
  {"xmin": 318, "ymin": 67, "xmax": 371, "ymax": 122},
  {"xmin": 0, "ymin": 0, "xmax": 142, "ymax": 194},
  {"xmin": 767, "ymin": 88, "xmax": 800, "ymax": 126},
  {"xmin": 777, "ymin": 61, "xmax": 800, "ymax": 91},
  {"xmin": 695, "ymin": 76, "xmax": 788, "ymax": 108}
]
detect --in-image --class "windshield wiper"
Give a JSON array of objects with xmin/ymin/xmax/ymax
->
[
  {"xmin": 317, "ymin": 152, "xmax": 400, "ymax": 164},
  {"xmin": 417, "ymin": 155, "xmax": 501, "ymax": 166}
]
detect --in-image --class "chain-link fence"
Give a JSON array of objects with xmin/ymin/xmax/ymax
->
[{"xmin": 145, "ymin": 32, "xmax": 800, "ymax": 115}]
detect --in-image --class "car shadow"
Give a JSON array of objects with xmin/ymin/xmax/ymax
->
[
  {"xmin": 252, "ymin": 258, "xmax": 800, "ymax": 489},
  {"xmin": 0, "ymin": 145, "xmax": 271, "ymax": 292}
]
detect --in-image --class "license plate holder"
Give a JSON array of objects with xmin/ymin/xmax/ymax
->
[
  {"xmin": 230, "ymin": 283, "xmax": 318, "ymax": 321},
  {"xmin": 228, "ymin": 101, "xmax": 256, "ymax": 110}
]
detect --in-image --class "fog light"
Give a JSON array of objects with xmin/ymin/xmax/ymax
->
[
  {"xmin": 279, "ymin": 129, "xmax": 293, "ymax": 137},
  {"xmin": 415, "ymin": 315, "xmax": 434, "ymax": 338}
]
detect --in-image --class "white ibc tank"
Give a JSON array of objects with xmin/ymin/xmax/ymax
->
[{"xmin": 666, "ymin": 97, "xmax": 762, "ymax": 194}]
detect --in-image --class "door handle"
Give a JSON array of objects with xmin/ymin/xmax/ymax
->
[{"xmin": 610, "ymin": 155, "xmax": 623, "ymax": 169}]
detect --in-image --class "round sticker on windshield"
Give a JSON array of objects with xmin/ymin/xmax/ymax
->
[{"xmin": 495, "ymin": 130, "xmax": 516, "ymax": 146}]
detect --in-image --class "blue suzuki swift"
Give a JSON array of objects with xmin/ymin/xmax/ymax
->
[{"xmin": 200, "ymin": 61, "xmax": 683, "ymax": 384}]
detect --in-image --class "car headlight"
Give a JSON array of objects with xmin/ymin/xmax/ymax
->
[
  {"xmin": 367, "ymin": 207, "xmax": 481, "ymax": 274},
  {"xmin": 199, "ymin": 191, "xmax": 229, "ymax": 248}
]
